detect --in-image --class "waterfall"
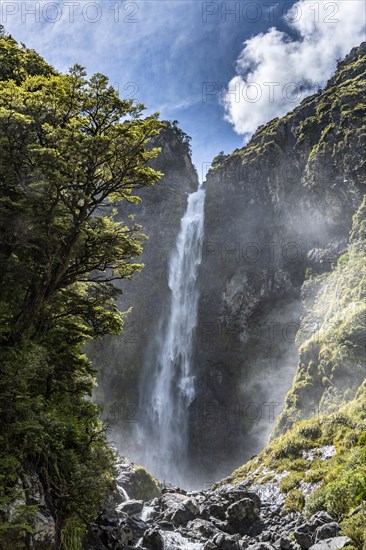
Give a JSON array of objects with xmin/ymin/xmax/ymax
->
[{"xmin": 135, "ymin": 186, "xmax": 205, "ymax": 487}]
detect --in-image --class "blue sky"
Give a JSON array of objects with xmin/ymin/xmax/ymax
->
[{"xmin": 3, "ymin": 0, "xmax": 365, "ymax": 179}]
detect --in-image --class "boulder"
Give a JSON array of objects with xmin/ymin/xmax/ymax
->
[
  {"xmin": 117, "ymin": 499, "xmax": 144, "ymax": 516},
  {"xmin": 226, "ymin": 498, "xmax": 259, "ymax": 532},
  {"xmin": 160, "ymin": 491, "xmax": 189, "ymax": 511},
  {"xmin": 315, "ymin": 523, "xmax": 340, "ymax": 541},
  {"xmin": 164, "ymin": 495, "xmax": 200, "ymax": 526},
  {"xmin": 309, "ymin": 512, "xmax": 335, "ymax": 530},
  {"xmin": 143, "ymin": 527, "xmax": 165, "ymax": 550},
  {"xmin": 170, "ymin": 505, "xmax": 198, "ymax": 526},
  {"xmin": 209, "ymin": 502, "xmax": 228, "ymax": 520},
  {"xmin": 261, "ymin": 531, "xmax": 272, "ymax": 542},
  {"xmin": 217, "ymin": 486, "xmax": 261, "ymax": 509},
  {"xmin": 280, "ymin": 535, "xmax": 291, "ymax": 549},
  {"xmin": 187, "ymin": 518, "xmax": 221, "ymax": 538},
  {"xmin": 294, "ymin": 524, "xmax": 314, "ymax": 549},
  {"xmin": 309, "ymin": 536, "xmax": 352, "ymax": 550}
]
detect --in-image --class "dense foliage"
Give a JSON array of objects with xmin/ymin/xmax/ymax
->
[{"xmin": 0, "ymin": 33, "xmax": 163, "ymax": 548}]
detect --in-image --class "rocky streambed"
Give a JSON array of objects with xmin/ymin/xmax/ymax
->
[{"xmin": 83, "ymin": 455, "xmax": 352, "ymax": 550}]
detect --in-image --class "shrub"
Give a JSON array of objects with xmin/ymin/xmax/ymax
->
[
  {"xmin": 280, "ymin": 472, "xmax": 304, "ymax": 493},
  {"xmin": 341, "ymin": 511, "xmax": 366, "ymax": 550},
  {"xmin": 274, "ymin": 438, "xmax": 303, "ymax": 460},
  {"xmin": 324, "ymin": 470, "xmax": 366, "ymax": 516},
  {"xmin": 304, "ymin": 488, "xmax": 327, "ymax": 518},
  {"xmin": 284, "ymin": 490, "xmax": 305, "ymax": 513},
  {"xmin": 299, "ymin": 424, "xmax": 322, "ymax": 440}
]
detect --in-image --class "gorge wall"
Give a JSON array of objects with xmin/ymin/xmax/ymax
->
[
  {"xmin": 94, "ymin": 42, "xmax": 366, "ymax": 487},
  {"xmin": 190, "ymin": 42, "xmax": 366, "ymax": 481}
]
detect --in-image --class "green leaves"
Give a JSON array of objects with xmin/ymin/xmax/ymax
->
[{"xmin": 0, "ymin": 35, "xmax": 163, "ymax": 547}]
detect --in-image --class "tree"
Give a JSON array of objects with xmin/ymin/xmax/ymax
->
[
  {"xmin": 0, "ymin": 65, "xmax": 162, "ymax": 341},
  {"xmin": 211, "ymin": 151, "xmax": 227, "ymax": 168},
  {"xmin": 0, "ymin": 35, "xmax": 163, "ymax": 548}
]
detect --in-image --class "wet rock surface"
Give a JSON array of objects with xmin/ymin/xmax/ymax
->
[{"xmin": 85, "ymin": 460, "xmax": 350, "ymax": 550}]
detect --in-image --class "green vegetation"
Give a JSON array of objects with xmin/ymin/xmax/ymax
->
[
  {"xmin": 0, "ymin": 32, "xmax": 163, "ymax": 548},
  {"xmin": 166, "ymin": 120, "xmax": 192, "ymax": 154},
  {"xmin": 341, "ymin": 510, "xmax": 366, "ymax": 550},
  {"xmin": 221, "ymin": 382, "xmax": 365, "ymax": 521},
  {"xmin": 279, "ymin": 472, "xmax": 303, "ymax": 493},
  {"xmin": 284, "ymin": 490, "xmax": 305, "ymax": 513},
  {"xmin": 128, "ymin": 465, "xmax": 161, "ymax": 501},
  {"xmin": 274, "ymin": 196, "xmax": 366, "ymax": 437}
]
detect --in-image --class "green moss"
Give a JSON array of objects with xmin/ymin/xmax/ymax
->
[
  {"xmin": 304, "ymin": 488, "xmax": 327, "ymax": 518},
  {"xmin": 274, "ymin": 197, "xmax": 366, "ymax": 437},
  {"xmin": 284, "ymin": 490, "xmax": 306, "ymax": 513},
  {"xmin": 128, "ymin": 465, "xmax": 161, "ymax": 501},
  {"xmin": 256, "ymin": 472, "xmax": 274, "ymax": 484},
  {"xmin": 305, "ymin": 267, "xmax": 315, "ymax": 279},
  {"xmin": 304, "ymin": 461, "xmax": 327, "ymax": 483},
  {"xmin": 280, "ymin": 472, "xmax": 304, "ymax": 493}
]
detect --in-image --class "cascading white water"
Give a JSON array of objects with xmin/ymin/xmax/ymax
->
[
  {"xmin": 135, "ymin": 186, "xmax": 205, "ymax": 486},
  {"xmin": 135, "ymin": 532, "xmax": 203, "ymax": 550},
  {"xmin": 161, "ymin": 532, "xmax": 204, "ymax": 549}
]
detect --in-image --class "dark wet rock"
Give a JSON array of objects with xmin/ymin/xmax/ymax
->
[
  {"xmin": 187, "ymin": 517, "xmax": 222, "ymax": 538},
  {"xmin": 208, "ymin": 502, "xmax": 229, "ymax": 520},
  {"xmin": 210, "ymin": 516, "xmax": 232, "ymax": 533},
  {"xmin": 294, "ymin": 524, "xmax": 314, "ymax": 549},
  {"xmin": 315, "ymin": 522, "xmax": 340, "ymax": 541},
  {"xmin": 261, "ymin": 531, "xmax": 272, "ymax": 542},
  {"xmin": 308, "ymin": 511, "xmax": 335, "ymax": 529},
  {"xmin": 124, "ymin": 515, "xmax": 147, "ymax": 539},
  {"xmin": 226, "ymin": 497, "xmax": 260, "ymax": 533},
  {"xmin": 160, "ymin": 491, "xmax": 189, "ymax": 511},
  {"xmin": 156, "ymin": 519, "xmax": 174, "ymax": 530},
  {"xmin": 161, "ymin": 492, "xmax": 200, "ymax": 526},
  {"xmin": 117, "ymin": 499, "xmax": 144, "ymax": 516},
  {"xmin": 170, "ymin": 502, "xmax": 199, "ymax": 526},
  {"xmin": 280, "ymin": 535, "xmax": 291, "ymax": 549},
  {"xmin": 84, "ymin": 510, "xmax": 133, "ymax": 549},
  {"xmin": 162, "ymin": 485, "xmax": 187, "ymax": 495},
  {"xmin": 143, "ymin": 527, "xmax": 165, "ymax": 550},
  {"xmin": 209, "ymin": 531, "xmax": 245, "ymax": 549},
  {"xmin": 247, "ymin": 543, "xmax": 276, "ymax": 550},
  {"xmin": 216, "ymin": 485, "xmax": 261, "ymax": 509}
]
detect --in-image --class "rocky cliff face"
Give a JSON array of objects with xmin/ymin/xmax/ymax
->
[
  {"xmin": 190, "ymin": 42, "xmax": 366, "ymax": 481},
  {"xmin": 93, "ymin": 122, "xmax": 198, "ymax": 449},
  {"xmin": 273, "ymin": 195, "xmax": 366, "ymax": 437}
]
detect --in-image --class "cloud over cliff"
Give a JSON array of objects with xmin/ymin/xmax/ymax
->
[{"xmin": 224, "ymin": 0, "xmax": 366, "ymax": 135}]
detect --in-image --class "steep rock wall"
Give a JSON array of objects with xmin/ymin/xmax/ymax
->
[{"xmin": 190, "ymin": 43, "xmax": 366, "ymax": 481}]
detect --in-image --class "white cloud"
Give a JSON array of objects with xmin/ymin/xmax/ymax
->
[{"xmin": 224, "ymin": 0, "xmax": 366, "ymax": 135}]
